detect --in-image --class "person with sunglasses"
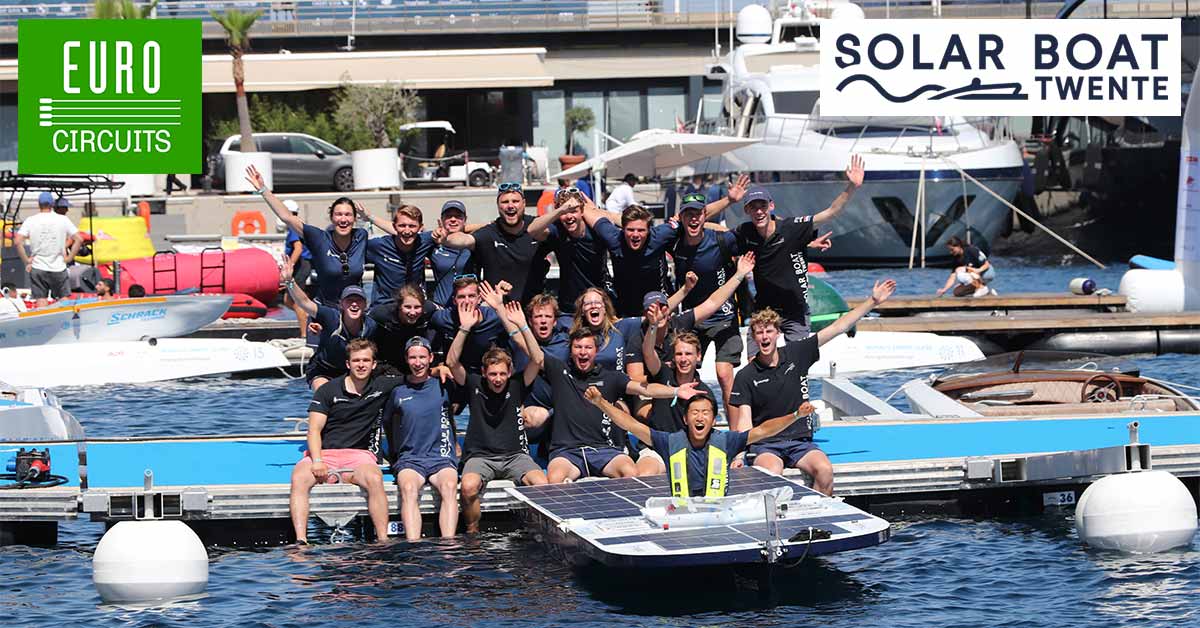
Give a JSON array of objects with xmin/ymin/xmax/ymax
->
[
  {"xmin": 440, "ymin": 183, "xmax": 551, "ymax": 306},
  {"xmin": 527, "ymin": 187, "xmax": 613, "ymax": 319},
  {"xmin": 248, "ymin": 165, "xmax": 389, "ymax": 307}
]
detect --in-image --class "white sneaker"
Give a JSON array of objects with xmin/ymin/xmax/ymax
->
[
  {"xmin": 973, "ymin": 286, "xmax": 990, "ymax": 298},
  {"xmin": 989, "ymin": 287, "xmax": 998, "ymax": 296}
]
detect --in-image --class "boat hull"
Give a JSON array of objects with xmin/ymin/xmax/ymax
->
[{"xmin": 0, "ymin": 295, "xmax": 232, "ymax": 348}]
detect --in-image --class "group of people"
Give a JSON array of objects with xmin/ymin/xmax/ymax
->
[{"xmin": 249, "ymin": 158, "xmax": 905, "ymax": 544}]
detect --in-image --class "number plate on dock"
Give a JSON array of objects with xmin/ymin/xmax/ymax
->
[
  {"xmin": 387, "ymin": 521, "xmax": 402, "ymax": 536},
  {"xmin": 1042, "ymin": 491, "xmax": 1076, "ymax": 507}
]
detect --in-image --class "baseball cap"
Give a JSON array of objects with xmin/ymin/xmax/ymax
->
[
  {"xmin": 679, "ymin": 198, "xmax": 706, "ymax": 213},
  {"xmin": 743, "ymin": 186, "xmax": 772, "ymax": 206},
  {"xmin": 282, "ymin": 199, "xmax": 300, "ymax": 214},
  {"xmin": 339, "ymin": 285, "xmax": 367, "ymax": 301},
  {"xmin": 441, "ymin": 200, "xmax": 466, "ymax": 216},
  {"xmin": 405, "ymin": 336, "xmax": 432, "ymax": 352},
  {"xmin": 54, "ymin": 197, "xmax": 71, "ymax": 209},
  {"xmin": 642, "ymin": 291, "xmax": 668, "ymax": 309},
  {"xmin": 37, "ymin": 192, "xmax": 54, "ymax": 206}
]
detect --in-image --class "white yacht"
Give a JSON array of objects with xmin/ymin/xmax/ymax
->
[{"xmin": 689, "ymin": 4, "xmax": 1025, "ymax": 267}]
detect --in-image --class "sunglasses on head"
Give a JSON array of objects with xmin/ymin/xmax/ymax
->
[
  {"xmin": 497, "ymin": 182, "xmax": 522, "ymax": 194},
  {"xmin": 682, "ymin": 193, "xmax": 706, "ymax": 204},
  {"xmin": 454, "ymin": 273, "xmax": 478, "ymax": 281},
  {"xmin": 555, "ymin": 186, "xmax": 581, "ymax": 199}
]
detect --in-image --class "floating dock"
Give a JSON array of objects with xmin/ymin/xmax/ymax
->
[{"xmin": 3, "ymin": 409, "xmax": 1198, "ymax": 546}]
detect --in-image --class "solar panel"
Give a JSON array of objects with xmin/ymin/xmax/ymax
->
[{"xmin": 514, "ymin": 467, "xmax": 816, "ymax": 522}]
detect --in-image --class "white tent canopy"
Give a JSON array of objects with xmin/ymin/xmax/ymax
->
[{"xmin": 556, "ymin": 130, "xmax": 760, "ymax": 179}]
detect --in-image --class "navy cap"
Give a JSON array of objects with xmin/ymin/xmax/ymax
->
[
  {"xmin": 54, "ymin": 197, "xmax": 71, "ymax": 209},
  {"xmin": 38, "ymin": 192, "xmax": 54, "ymax": 206},
  {"xmin": 743, "ymin": 186, "xmax": 772, "ymax": 206},
  {"xmin": 642, "ymin": 291, "xmax": 669, "ymax": 309},
  {"xmin": 680, "ymin": 199, "xmax": 706, "ymax": 213},
  {"xmin": 405, "ymin": 336, "xmax": 432, "ymax": 352},
  {"xmin": 441, "ymin": 200, "xmax": 466, "ymax": 216},
  {"xmin": 339, "ymin": 285, "xmax": 367, "ymax": 301}
]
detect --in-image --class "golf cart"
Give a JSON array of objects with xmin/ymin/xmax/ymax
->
[{"xmin": 397, "ymin": 121, "xmax": 494, "ymax": 187}]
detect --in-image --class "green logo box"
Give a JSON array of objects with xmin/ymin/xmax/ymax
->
[{"xmin": 17, "ymin": 19, "xmax": 201, "ymax": 175}]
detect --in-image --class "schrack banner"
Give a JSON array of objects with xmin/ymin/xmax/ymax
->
[
  {"xmin": 818, "ymin": 19, "xmax": 1181, "ymax": 116},
  {"xmin": 17, "ymin": 19, "xmax": 201, "ymax": 174}
]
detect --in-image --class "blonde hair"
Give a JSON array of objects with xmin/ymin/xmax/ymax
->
[
  {"xmin": 748, "ymin": 307, "xmax": 782, "ymax": 333},
  {"xmin": 394, "ymin": 204, "xmax": 424, "ymax": 226},
  {"xmin": 569, "ymin": 288, "xmax": 619, "ymax": 348}
]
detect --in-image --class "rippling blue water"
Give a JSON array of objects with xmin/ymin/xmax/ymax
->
[{"xmin": 2, "ymin": 257, "xmax": 1197, "ymax": 626}]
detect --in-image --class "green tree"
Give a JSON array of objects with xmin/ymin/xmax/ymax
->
[
  {"xmin": 93, "ymin": 0, "xmax": 159, "ymax": 19},
  {"xmin": 332, "ymin": 77, "xmax": 422, "ymax": 150},
  {"xmin": 564, "ymin": 106, "xmax": 595, "ymax": 155},
  {"xmin": 210, "ymin": 9, "xmax": 262, "ymax": 153}
]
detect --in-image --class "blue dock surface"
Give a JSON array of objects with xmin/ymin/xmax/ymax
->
[{"xmin": 14, "ymin": 413, "xmax": 1198, "ymax": 488}]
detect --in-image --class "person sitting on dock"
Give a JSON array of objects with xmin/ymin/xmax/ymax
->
[
  {"xmin": 583, "ymin": 387, "xmax": 814, "ymax": 498},
  {"xmin": 440, "ymin": 183, "xmax": 551, "ymax": 305},
  {"xmin": 527, "ymin": 187, "xmax": 613, "ymax": 320},
  {"xmin": 290, "ymin": 338, "xmax": 397, "ymax": 544},
  {"xmin": 541, "ymin": 328, "xmax": 703, "ymax": 483},
  {"xmin": 730, "ymin": 279, "xmax": 896, "ymax": 496},
  {"xmin": 448, "ymin": 301, "xmax": 548, "ymax": 533},
  {"xmin": 365, "ymin": 204, "xmax": 435, "ymax": 307},
  {"xmin": 283, "ymin": 272, "xmax": 376, "ymax": 390},
  {"xmin": 937, "ymin": 236, "xmax": 997, "ymax": 298},
  {"xmin": 385, "ymin": 336, "xmax": 460, "ymax": 541}
]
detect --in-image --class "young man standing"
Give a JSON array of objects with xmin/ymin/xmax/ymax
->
[
  {"xmin": 289, "ymin": 339, "xmax": 397, "ymax": 544},
  {"xmin": 730, "ymin": 278, "xmax": 895, "ymax": 496},
  {"xmin": 540, "ymin": 328, "xmax": 702, "ymax": 483},
  {"xmin": 528, "ymin": 188, "xmax": 612, "ymax": 318},
  {"xmin": 586, "ymin": 203, "xmax": 679, "ymax": 318},
  {"xmin": 429, "ymin": 200, "xmax": 477, "ymax": 308},
  {"xmin": 386, "ymin": 336, "xmax": 460, "ymax": 541},
  {"xmin": 15, "ymin": 192, "xmax": 83, "ymax": 306},
  {"xmin": 442, "ymin": 183, "xmax": 550, "ymax": 305},
  {"xmin": 448, "ymin": 301, "xmax": 549, "ymax": 533},
  {"xmin": 366, "ymin": 204, "xmax": 436, "ymax": 306}
]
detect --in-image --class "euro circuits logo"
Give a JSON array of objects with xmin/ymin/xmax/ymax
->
[
  {"xmin": 17, "ymin": 19, "xmax": 200, "ymax": 174},
  {"xmin": 819, "ymin": 19, "xmax": 1180, "ymax": 116}
]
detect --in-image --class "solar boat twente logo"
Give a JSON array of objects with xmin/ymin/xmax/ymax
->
[{"xmin": 17, "ymin": 19, "xmax": 201, "ymax": 174}]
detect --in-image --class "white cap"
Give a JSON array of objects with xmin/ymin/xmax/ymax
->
[{"xmin": 282, "ymin": 199, "xmax": 300, "ymax": 214}]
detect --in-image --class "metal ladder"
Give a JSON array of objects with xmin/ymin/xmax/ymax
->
[
  {"xmin": 199, "ymin": 247, "xmax": 226, "ymax": 294},
  {"xmin": 151, "ymin": 250, "xmax": 177, "ymax": 294}
]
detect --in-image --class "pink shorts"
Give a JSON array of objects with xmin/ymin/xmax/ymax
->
[{"xmin": 300, "ymin": 449, "xmax": 379, "ymax": 481}]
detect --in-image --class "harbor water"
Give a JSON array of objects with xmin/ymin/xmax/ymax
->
[{"xmin": 2, "ymin": 257, "xmax": 1197, "ymax": 626}]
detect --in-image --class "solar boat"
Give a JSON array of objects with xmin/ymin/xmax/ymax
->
[{"xmin": 507, "ymin": 468, "xmax": 890, "ymax": 568}]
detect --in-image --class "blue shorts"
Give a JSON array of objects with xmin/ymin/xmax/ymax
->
[
  {"xmin": 749, "ymin": 439, "xmax": 820, "ymax": 468},
  {"xmin": 550, "ymin": 446, "xmax": 626, "ymax": 478},
  {"xmin": 392, "ymin": 456, "xmax": 457, "ymax": 480}
]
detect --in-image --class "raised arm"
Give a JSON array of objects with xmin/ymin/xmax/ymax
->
[
  {"xmin": 668, "ymin": 271, "xmax": 697, "ymax": 312},
  {"xmin": 306, "ymin": 410, "xmax": 329, "ymax": 482},
  {"xmin": 747, "ymin": 402, "xmax": 815, "ymax": 444},
  {"xmin": 445, "ymin": 302, "xmax": 478, "ymax": 386},
  {"xmin": 245, "ymin": 165, "xmax": 304, "ymax": 234},
  {"xmin": 581, "ymin": 194, "xmax": 620, "ymax": 228},
  {"xmin": 65, "ymin": 232, "xmax": 84, "ymax": 263},
  {"xmin": 702, "ymin": 174, "xmax": 749, "ymax": 222},
  {"xmin": 812, "ymin": 155, "xmax": 864, "ymax": 224},
  {"xmin": 641, "ymin": 308, "xmax": 664, "ymax": 377},
  {"xmin": 627, "ymin": 379, "xmax": 701, "ymax": 400},
  {"xmin": 282, "ymin": 264, "xmax": 319, "ymax": 316},
  {"xmin": 481, "ymin": 281, "xmax": 527, "ymax": 354},
  {"xmin": 354, "ymin": 201, "xmax": 395, "ymax": 235},
  {"xmin": 526, "ymin": 204, "xmax": 563, "ymax": 242},
  {"xmin": 505, "ymin": 302, "xmax": 544, "ymax": 387},
  {"xmin": 816, "ymin": 278, "xmax": 895, "ymax": 346},
  {"xmin": 584, "ymin": 386, "xmax": 651, "ymax": 445},
  {"xmin": 693, "ymin": 252, "xmax": 754, "ymax": 324}
]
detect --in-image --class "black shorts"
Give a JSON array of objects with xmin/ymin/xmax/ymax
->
[
  {"xmin": 30, "ymin": 269, "xmax": 70, "ymax": 300},
  {"xmin": 697, "ymin": 318, "xmax": 743, "ymax": 365},
  {"xmin": 291, "ymin": 259, "xmax": 315, "ymax": 296}
]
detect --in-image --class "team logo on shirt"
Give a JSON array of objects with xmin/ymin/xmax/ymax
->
[
  {"xmin": 753, "ymin": 378, "xmax": 770, "ymax": 386},
  {"xmin": 784, "ymin": 363, "xmax": 796, "ymax": 376}
]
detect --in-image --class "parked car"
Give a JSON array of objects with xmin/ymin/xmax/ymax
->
[
  {"xmin": 398, "ymin": 121, "xmax": 494, "ymax": 187},
  {"xmin": 208, "ymin": 133, "xmax": 355, "ymax": 192}
]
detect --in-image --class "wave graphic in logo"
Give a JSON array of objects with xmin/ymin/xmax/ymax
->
[{"xmin": 836, "ymin": 75, "xmax": 1029, "ymax": 103}]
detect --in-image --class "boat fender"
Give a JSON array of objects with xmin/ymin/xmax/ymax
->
[
  {"xmin": 1118, "ymin": 269, "xmax": 1184, "ymax": 313},
  {"xmin": 1075, "ymin": 470, "xmax": 1197, "ymax": 553},
  {"xmin": 93, "ymin": 520, "xmax": 209, "ymax": 603},
  {"xmin": 1068, "ymin": 278, "xmax": 1096, "ymax": 295}
]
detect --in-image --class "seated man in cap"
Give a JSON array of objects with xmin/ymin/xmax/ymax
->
[
  {"xmin": 584, "ymin": 386, "xmax": 813, "ymax": 498},
  {"xmin": 15, "ymin": 192, "xmax": 83, "ymax": 307},
  {"xmin": 385, "ymin": 335, "xmax": 460, "ymax": 541},
  {"xmin": 282, "ymin": 273, "xmax": 377, "ymax": 390},
  {"xmin": 290, "ymin": 338, "xmax": 399, "ymax": 544}
]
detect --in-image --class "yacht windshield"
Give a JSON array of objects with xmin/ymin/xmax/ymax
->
[{"xmin": 771, "ymin": 90, "xmax": 819, "ymax": 115}]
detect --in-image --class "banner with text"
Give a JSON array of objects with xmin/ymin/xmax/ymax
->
[
  {"xmin": 17, "ymin": 19, "xmax": 201, "ymax": 174},
  {"xmin": 819, "ymin": 19, "xmax": 1181, "ymax": 117}
]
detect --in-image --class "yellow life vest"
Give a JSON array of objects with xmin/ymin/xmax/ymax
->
[{"xmin": 667, "ymin": 430, "xmax": 730, "ymax": 498}]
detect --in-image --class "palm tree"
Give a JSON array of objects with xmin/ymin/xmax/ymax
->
[
  {"xmin": 94, "ymin": 0, "xmax": 159, "ymax": 19},
  {"xmin": 210, "ymin": 9, "xmax": 262, "ymax": 153}
]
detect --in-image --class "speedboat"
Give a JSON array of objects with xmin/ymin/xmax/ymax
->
[
  {"xmin": 0, "ymin": 379, "xmax": 83, "ymax": 441},
  {"xmin": 0, "ymin": 295, "xmax": 233, "ymax": 348},
  {"xmin": 687, "ymin": 3, "xmax": 1025, "ymax": 267}
]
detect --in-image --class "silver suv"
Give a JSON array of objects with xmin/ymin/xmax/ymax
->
[{"xmin": 210, "ymin": 133, "xmax": 355, "ymax": 192}]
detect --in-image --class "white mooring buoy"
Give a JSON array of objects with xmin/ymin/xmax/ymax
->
[
  {"xmin": 1075, "ymin": 470, "xmax": 1198, "ymax": 554},
  {"xmin": 93, "ymin": 520, "xmax": 209, "ymax": 604}
]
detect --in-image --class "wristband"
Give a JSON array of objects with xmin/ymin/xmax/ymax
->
[
  {"xmin": 520, "ymin": 325, "xmax": 530, "ymax": 332},
  {"xmin": 459, "ymin": 326, "xmax": 471, "ymax": 334},
  {"xmin": 255, "ymin": 185, "xmax": 268, "ymax": 195},
  {"xmin": 508, "ymin": 328, "xmax": 521, "ymax": 338},
  {"xmin": 311, "ymin": 457, "xmax": 322, "ymax": 463},
  {"xmin": 670, "ymin": 387, "xmax": 679, "ymax": 407}
]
